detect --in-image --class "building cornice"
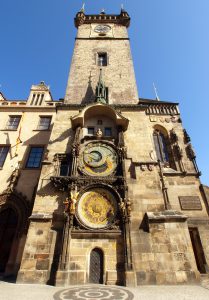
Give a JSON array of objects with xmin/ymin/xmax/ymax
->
[{"xmin": 0, "ymin": 106, "xmax": 56, "ymax": 112}]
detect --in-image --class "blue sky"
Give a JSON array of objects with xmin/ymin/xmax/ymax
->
[{"xmin": 1, "ymin": 0, "xmax": 209, "ymax": 185}]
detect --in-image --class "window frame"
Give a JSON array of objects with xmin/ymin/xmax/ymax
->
[
  {"xmin": 153, "ymin": 130, "xmax": 169, "ymax": 164},
  {"xmin": 0, "ymin": 145, "xmax": 10, "ymax": 168},
  {"xmin": 36, "ymin": 116, "xmax": 52, "ymax": 131},
  {"xmin": 25, "ymin": 146, "xmax": 45, "ymax": 169},
  {"xmin": 104, "ymin": 127, "xmax": 112, "ymax": 137},
  {"xmin": 97, "ymin": 52, "xmax": 108, "ymax": 67},
  {"xmin": 87, "ymin": 127, "xmax": 95, "ymax": 136},
  {"xmin": 60, "ymin": 160, "xmax": 70, "ymax": 176},
  {"xmin": 6, "ymin": 115, "xmax": 21, "ymax": 131}
]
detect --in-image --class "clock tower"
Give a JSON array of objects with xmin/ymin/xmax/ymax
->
[{"xmin": 65, "ymin": 9, "xmax": 138, "ymax": 105}]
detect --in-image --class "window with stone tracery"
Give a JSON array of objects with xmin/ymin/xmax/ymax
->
[
  {"xmin": 153, "ymin": 128, "xmax": 177, "ymax": 170},
  {"xmin": 153, "ymin": 130, "xmax": 169, "ymax": 163}
]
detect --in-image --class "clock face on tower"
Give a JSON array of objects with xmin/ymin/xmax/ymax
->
[
  {"xmin": 78, "ymin": 142, "xmax": 118, "ymax": 176},
  {"xmin": 77, "ymin": 188, "xmax": 117, "ymax": 229},
  {"xmin": 94, "ymin": 25, "xmax": 111, "ymax": 34}
]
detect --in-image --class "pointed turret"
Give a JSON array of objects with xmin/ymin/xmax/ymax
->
[{"xmin": 95, "ymin": 69, "xmax": 108, "ymax": 104}]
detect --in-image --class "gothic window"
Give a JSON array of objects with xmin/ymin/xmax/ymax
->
[
  {"xmin": 153, "ymin": 130, "xmax": 169, "ymax": 163},
  {"xmin": 37, "ymin": 116, "xmax": 51, "ymax": 130},
  {"xmin": 26, "ymin": 146, "xmax": 44, "ymax": 168},
  {"xmin": 97, "ymin": 53, "xmax": 107, "ymax": 66},
  {"xmin": 6, "ymin": 116, "xmax": 21, "ymax": 130},
  {"xmin": 0, "ymin": 146, "xmax": 9, "ymax": 168}
]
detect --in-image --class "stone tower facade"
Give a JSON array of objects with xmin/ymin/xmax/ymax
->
[
  {"xmin": 65, "ymin": 10, "xmax": 138, "ymax": 105},
  {"xmin": 0, "ymin": 9, "xmax": 209, "ymax": 286}
]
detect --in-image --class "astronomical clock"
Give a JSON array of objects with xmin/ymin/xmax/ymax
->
[
  {"xmin": 76, "ymin": 188, "xmax": 118, "ymax": 229},
  {"xmin": 73, "ymin": 141, "xmax": 121, "ymax": 230},
  {"xmin": 78, "ymin": 142, "xmax": 118, "ymax": 177}
]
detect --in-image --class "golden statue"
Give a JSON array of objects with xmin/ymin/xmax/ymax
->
[{"xmin": 70, "ymin": 188, "xmax": 79, "ymax": 214}]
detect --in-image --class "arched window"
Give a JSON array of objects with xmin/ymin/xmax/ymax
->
[{"xmin": 153, "ymin": 130, "xmax": 169, "ymax": 163}]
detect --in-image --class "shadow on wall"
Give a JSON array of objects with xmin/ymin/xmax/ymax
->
[
  {"xmin": 42, "ymin": 184, "xmax": 67, "ymax": 286},
  {"xmin": 81, "ymin": 71, "xmax": 95, "ymax": 104}
]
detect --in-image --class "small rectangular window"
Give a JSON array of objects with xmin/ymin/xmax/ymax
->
[
  {"xmin": 60, "ymin": 161, "xmax": 69, "ymax": 176},
  {"xmin": 26, "ymin": 146, "xmax": 44, "ymax": 168},
  {"xmin": 88, "ymin": 127, "xmax": 95, "ymax": 135},
  {"xmin": 0, "ymin": 146, "xmax": 9, "ymax": 168},
  {"xmin": 98, "ymin": 53, "xmax": 107, "ymax": 66},
  {"xmin": 104, "ymin": 127, "xmax": 112, "ymax": 137},
  {"xmin": 37, "ymin": 116, "xmax": 51, "ymax": 130},
  {"xmin": 105, "ymin": 87, "xmax": 109, "ymax": 103},
  {"xmin": 6, "ymin": 116, "xmax": 21, "ymax": 130}
]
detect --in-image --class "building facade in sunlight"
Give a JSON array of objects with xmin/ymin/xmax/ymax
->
[{"xmin": 0, "ymin": 9, "xmax": 209, "ymax": 286}]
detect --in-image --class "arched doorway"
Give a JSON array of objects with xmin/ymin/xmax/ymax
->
[
  {"xmin": 89, "ymin": 248, "xmax": 104, "ymax": 284},
  {"xmin": 0, "ymin": 208, "xmax": 18, "ymax": 273}
]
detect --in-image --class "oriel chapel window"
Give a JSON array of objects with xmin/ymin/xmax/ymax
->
[{"xmin": 153, "ymin": 130, "xmax": 169, "ymax": 163}]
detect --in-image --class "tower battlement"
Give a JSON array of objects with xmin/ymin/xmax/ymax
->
[{"xmin": 74, "ymin": 9, "xmax": 130, "ymax": 28}]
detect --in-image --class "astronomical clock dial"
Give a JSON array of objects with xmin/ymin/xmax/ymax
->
[
  {"xmin": 79, "ymin": 142, "xmax": 118, "ymax": 176},
  {"xmin": 77, "ymin": 188, "xmax": 117, "ymax": 229},
  {"xmin": 94, "ymin": 25, "xmax": 111, "ymax": 34}
]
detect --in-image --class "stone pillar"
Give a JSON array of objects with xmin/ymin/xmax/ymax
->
[
  {"xmin": 144, "ymin": 211, "xmax": 200, "ymax": 284},
  {"xmin": 134, "ymin": 211, "xmax": 200, "ymax": 285},
  {"xmin": 17, "ymin": 214, "xmax": 54, "ymax": 284}
]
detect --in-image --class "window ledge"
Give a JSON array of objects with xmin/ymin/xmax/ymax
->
[
  {"xmin": 42, "ymin": 161, "xmax": 52, "ymax": 165},
  {"xmin": 23, "ymin": 167, "xmax": 42, "ymax": 170},
  {"xmin": 0, "ymin": 129, "xmax": 18, "ymax": 131},
  {"xmin": 33, "ymin": 129, "xmax": 51, "ymax": 132}
]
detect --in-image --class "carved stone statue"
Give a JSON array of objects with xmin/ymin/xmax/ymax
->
[
  {"xmin": 70, "ymin": 189, "xmax": 79, "ymax": 215},
  {"xmin": 96, "ymin": 128, "xmax": 103, "ymax": 137}
]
